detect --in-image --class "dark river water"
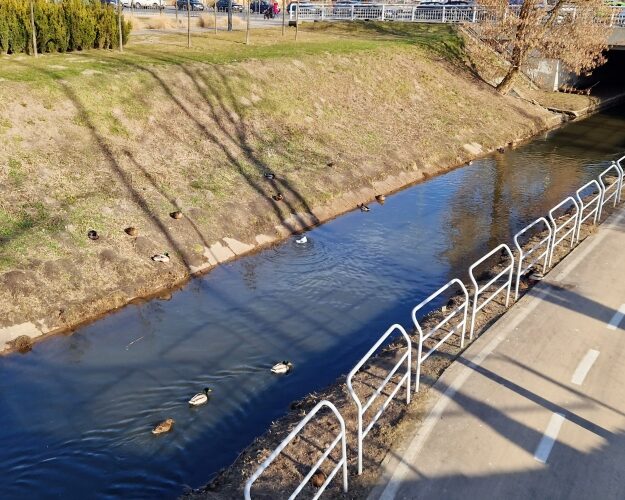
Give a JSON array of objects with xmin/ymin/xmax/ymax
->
[{"xmin": 2, "ymin": 106, "xmax": 625, "ymax": 499}]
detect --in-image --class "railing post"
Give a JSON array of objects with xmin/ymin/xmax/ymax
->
[
  {"xmin": 351, "ymin": 4, "xmax": 354, "ymax": 20},
  {"xmin": 472, "ymin": 5, "xmax": 476, "ymax": 22},
  {"xmin": 442, "ymin": 5, "xmax": 446, "ymax": 22},
  {"xmin": 411, "ymin": 5, "xmax": 415, "ymax": 21},
  {"xmin": 610, "ymin": 8, "xmax": 615, "ymax": 27},
  {"xmin": 382, "ymin": 3, "xmax": 385, "ymax": 20},
  {"xmin": 321, "ymin": 4, "xmax": 325, "ymax": 20}
]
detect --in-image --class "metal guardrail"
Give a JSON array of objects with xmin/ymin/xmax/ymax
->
[
  {"xmin": 347, "ymin": 324, "xmax": 411, "ymax": 475},
  {"xmin": 289, "ymin": 3, "xmax": 625, "ymax": 26},
  {"xmin": 468, "ymin": 244, "xmax": 514, "ymax": 339},
  {"xmin": 615, "ymin": 156, "xmax": 625, "ymax": 203},
  {"xmin": 513, "ymin": 217, "xmax": 552, "ymax": 301},
  {"xmin": 412, "ymin": 278, "xmax": 469, "ymax": 392},
  {"xmin": 548, "ymin": 196, "xmax": 579, "ymax": 267},
  {"xmin": 598, "ymin": 163, "xmax": 622, "ymax": 221},
  {"xmin": 575, "ymin": 179, "xmax": 602, "ymax": 241},
  {"xmin": 244, "ymin": 400, "xmax": 348, "ymax": 499}
]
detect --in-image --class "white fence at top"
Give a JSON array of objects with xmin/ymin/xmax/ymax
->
[
  {"xmin": 513, "ymin": 217, "xmax": 551, "ymax": 301},
  {"xmin": 548, "ymin": 196, "xmax": 579, "ymax": 267},
  {"xmin": 412, "ymin": 278, "xmax": 469, "ymax": 392},
  {"xmin": 468, "ymin": 244, "xmax": 514, "ymax": 338},
  {"xmin": 289, "ymin": 3, "xmax": 625, "ymax": 27},
  {"xmin": 598, "ymin": 163, "xmax": 621, "ymax": 221},
  {"xmin": 347, "ymin": 324, "xmax": 411, "ymax": 475},
  {"xmin": 244, "ymin": 400, "xmax": 348, "ymax": 499}
]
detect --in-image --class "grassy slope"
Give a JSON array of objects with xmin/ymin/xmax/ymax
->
[{"xmin": 0, "ymin": 23, "xmax": 554, "ymax": 335}]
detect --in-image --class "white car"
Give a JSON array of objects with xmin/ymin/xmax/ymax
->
[{"xmin": 131, "ymin": 0, "xmax": 165, "ymax": 9}]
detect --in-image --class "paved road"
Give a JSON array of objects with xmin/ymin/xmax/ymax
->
[
  {"xmin": 126, "ymin": 6, "xmax": 285, "ymax": 28},
  {"xmin": 370, "ymin": 207, "xmax": 625, "ymax": 500}
]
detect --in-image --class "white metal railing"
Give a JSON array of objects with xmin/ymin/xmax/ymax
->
[
  {"xmin": 616, "ymin": 156, "xmax": 625, "ymax": 203},
  {"xmin": 513, "ymin": 217, "xmax": 552, "ymax": 301},
  {"xmin": 347, "ymin": 324, "xmax": 411, "ymax": 475},
  {"xmin": 548, "ymin": 196, "xmax": 579, "ymax": 267},
  {"xmin": 244, "ymin": 400, "xmax": 348, "ymax": 499},
  {"xmin": 468, "ymin": 244, "xmax": 514, "ymax": 338},
  {"xmin": 598, "ymin": 163, "xmax": 622, "ymax": 221},
  {"xmin": 412, "ymin": 279, "xmax": 469, "ymax": 392},
  {"xmin": 288, "ymin": 4, "xmax": 625, "ymax": 26},
  {"xmin": 575, "ymin": 179, "xmax": 602, "ymax": 241}
]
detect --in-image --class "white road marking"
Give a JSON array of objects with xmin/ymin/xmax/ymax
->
[
  {"xmin": 606, "ymin": 303, "xmax": 625, "ymax": 330},
  {"xmin": 571, "ymin": 349, "xmax": 600, "ymax": 385},
  {"xmin": 534, "ymin": 413, "xmax": 566, "ymax": 464},
  {"xmin": 373, "ymin": 208, "xmax": 625, "ymax": 500}
]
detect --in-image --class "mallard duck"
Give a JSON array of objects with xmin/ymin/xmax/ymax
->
[
  {"xmin": 528, "ymin": 270, "xmax": 544, "ymax": 282},
  {"xmin": 188, "ymin": 387, "xmax": 212, "ymax": 407},
  {"xmin": 170, "ymin": 211, "xmax": 183, "ymax": 220},
  {"xmin": 272, "ymin": 193, "xmax": 284, "ymax": 201},
  {"xmin": 441, "ymin": 298, "xmax": 455, "ymax": 313},
  {"xmin": 375, "ymin": 194, "xmax": 386, "ymax": 204},
  {"xmin": 87, "ymin": 230, "xmax": 99, "ymax": 241},
  {"xmin": 311, "ymin": 470, "xmax": 326, "ymax": 488},
  {"xmin": 295, "ymin": 235, "xmax": 308, "ymax": 244},
  {"xmin": 152, "ymin": 418, "xmax": 174, "ymax": 435},
  {"xmin": 264, "ymin": 172, "xmax": 276, "ymax": 180},
  {"xmin": 271, "ymin": 361, "xmax": 293, "ymax": 374},
  {"xmin": 358, "ymin": 203, "xmax": 370, "ymax": 212},
  {"xmin": 125, "ymin": 227, "xmax": 138, "ymax": 237},
  {"xmin": 152, "ymin": 252, "xmax": 170, "ymax": 263}
]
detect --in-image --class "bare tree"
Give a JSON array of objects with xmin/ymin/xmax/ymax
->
[
  {"xmin": 228, "ymin": 0, "xmax": 233, "ymax": 31},
  {"xmin": 478, "ymin": 0, "xmax": 609, "ymax": 94}
]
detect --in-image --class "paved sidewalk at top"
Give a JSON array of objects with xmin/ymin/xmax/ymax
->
[{"xmin": 370, "ymin": 207, "xmax": 625, "ymax": 500}]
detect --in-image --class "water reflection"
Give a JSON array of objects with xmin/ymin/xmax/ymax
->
[{"xmin": 1, "ymin": 107, "xmax": 624, "ymax": 498}]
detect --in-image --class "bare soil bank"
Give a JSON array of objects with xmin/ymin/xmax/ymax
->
[
  {"xmin": 0, "ymin": 25, "xmax": 562, "ymax": 351},
  {"xmin": 188, "ymin": 196, "xmax": 618, "ymax": 500}
]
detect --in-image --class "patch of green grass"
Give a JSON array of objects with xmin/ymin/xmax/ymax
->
[
  {"xmin": 8, "ymin": 158, "xmax": 25, "ymax": 187},
  {"xmin": 0, "ymin": 23, "xmax": 463, "ymax": 85},
  {"xmin": 0, "ymin": 117, "xmax": 11, "ymax": 133}
]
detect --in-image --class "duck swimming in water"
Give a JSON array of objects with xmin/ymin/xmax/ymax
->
[
  {"xmin": 152, "ymin": 418, "xmax": 175, "ymax": 435},
  {"xmin": 375, "ymin": 195, "xmax": 386, "ymax": 204},
  {"xmin": 188, "ymin": 387, "xmax": 213, "ymax": 407},
  {"xmin": 358, "ymin": 203, "xmax": 370, "ymax": 212},
  {"xmin": 295, "ymin": 235, "xmax": 308, "ymax": 244},
  {"xmin": 271, "ymin": 361, "xmax": 293, "ymax": 374}
]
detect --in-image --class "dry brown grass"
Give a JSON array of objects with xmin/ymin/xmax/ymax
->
[
  {"xmin": 0, "ymin": 25, "xmax": 556, "ymax": 344},
  {"xmin": 197, "ymin": 13, "xmax": 246, "ymax": 29},
  {"xmin": 130, "ymin": 14, "xmax": 180, "ymax": 30}
]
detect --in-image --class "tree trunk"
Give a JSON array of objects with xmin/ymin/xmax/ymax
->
[
  {"xmin": 187, "ymin": 0, "xmax": 191, "ymax": 47},
  {"xmin": 228, "ymin": 0, "xmax": 233, "ymax": 31},
  {"xmin": 245, "ymin": 0, "xmax": 250, "ymax": 44},
  {"xmin": 30, "ymin": 1, "xmax": 38, "ymax": 57},
  {"xmin": 281, "ymin": 0, "xmax": 285, "ymax": 36},
  {"xmin": 496, "ymin": 0, "xmax": 536, "ymax": 94},
  {"xmin": 117, "ymin": 0, "xmax": 123, "ymax": 53}
]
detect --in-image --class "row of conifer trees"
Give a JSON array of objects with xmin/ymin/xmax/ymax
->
[{"xmin": 0, "ymin": 0, "xmax": 131, "ymax": 54}]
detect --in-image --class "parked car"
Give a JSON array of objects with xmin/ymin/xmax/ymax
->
[
  {"xmin": 176, "ymin": 0, "xmax": 206, "ymax": 10},
  {"xmin": 100, "ymin": 0, "xmax": 120, "ymax": 7},
  {"xmin": 216, "ymin": 0, "xmax": 244, "ymax": 11},
  {"xmin": 133, "ymin": 0, "xmax": 165, "ymax": 8},
  {"xmin": 250, "ymin": 0, "xmax": 271, "ymax": 13}
]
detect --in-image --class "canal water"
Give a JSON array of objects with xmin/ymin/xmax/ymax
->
[{"xmin": 2, "ymin": 106, "xmax": 625, "ymax": 499}]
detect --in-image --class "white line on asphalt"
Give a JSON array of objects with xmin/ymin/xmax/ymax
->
[
  {"xmin": 373, "ymin": 208, "xmax": 625, "ymax": 500},
  {"xmin": 534, "ymin": 413, "xmax": 566, "ymax": 464},
  {"xmin": 606, "ymin": 303, "xmax": 625, "ymax": 330},
  {"xmin": 571, "ymin": 349, "xmax": 600, "ymax": 385}
]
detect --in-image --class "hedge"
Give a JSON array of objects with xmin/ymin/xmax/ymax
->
[{"xmin": 0, "ymin": 0, "xmax": 131, "ymax": 54}]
